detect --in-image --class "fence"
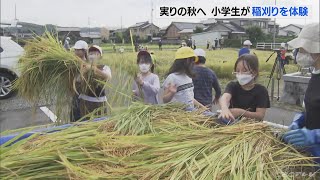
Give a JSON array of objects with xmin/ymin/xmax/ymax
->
[{"xmin": 256, "ymin": 42, "xmax": 294, "ymax": 50}]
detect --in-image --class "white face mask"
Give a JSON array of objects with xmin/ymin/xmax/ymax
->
[
  {"xmin": 236, "ymin": 74, "xmax": 254, "ymax": 85},
  {"xmin": 88, "ymin": 54, "xmax": 99, "ymax": 62},
  {"xmin": 139, "ymin": 64, "xmax": 150, "ymax": 73},
  {"xmin": 296, "ymin": 52, "xmax": 316, "ymax": 68}
]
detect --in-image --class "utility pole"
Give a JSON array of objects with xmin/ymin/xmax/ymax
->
[
  {"xmin": 15, "ymin": 4, "xmax": 19, "ymax": 43},
  {"xmin": 150, "ymin": 0, "xmax": 154, "ymax": 38},
  {"xmin": 121, "ymin": 16, "xmax": 123, "ymax": 31},
  {"xmin": 88, "ymin": 17, "xmax": 91, "ymax": 35}
]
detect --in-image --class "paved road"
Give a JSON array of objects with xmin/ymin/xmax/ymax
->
[{"xmin": 0, "ymin": 109, "xmax": 51, "ymax": 132}]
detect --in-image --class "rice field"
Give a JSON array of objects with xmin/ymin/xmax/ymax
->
[{"xmin": 100, "ymin": 46, "xmax": 299, "ymax": 95}]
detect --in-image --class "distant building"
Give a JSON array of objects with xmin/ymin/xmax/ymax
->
[
  {"xmin": 109, "ymin": 28, "xmax": 127, "ymax": 43},
  {"xmin": 129, "ymin": 21, "xmax": 160, "ymax": 41},
  {"xmin": 56, "ymin": 27, "xmax": 81, "ymax": 44},
  {"xmin": 191, "ymin": 31, "xmax": 222, "ymax": 47},
  {"xmin": 215, "ymin": 18, "xmax": 276, "ymax": 34},
  {"xmin": 204, "ymin": 21, "xmax": 246, "ymax": 39},
  {"xmin": 163, "ymin": 22, "xmax": 205, "ymax": 40},
  {"xmin": 278, "ymin": 24, "xmax": 304, "ymax": 36},
  {"xmin": 80, "ymin": 32, "xmax": 102, "ymax": 45},
  {"xmin": 267, "ymin": 21, "xmax": 280, "ymax": 35}
]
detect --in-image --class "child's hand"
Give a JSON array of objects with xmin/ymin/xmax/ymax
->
[
  {"xmin": 82, "ymin": 63, "xmax": 93, "ymax": 73},
  {"xmin": 167, "ymin": 83, "xmax": 177, "ymax": 94},
  {"xmin": 219, "ymin": 108, "xmax": 235, "ymax": 121},
  {"xmin": 135, "ymin": 75, "xmax": 144, "ymax": 86}
]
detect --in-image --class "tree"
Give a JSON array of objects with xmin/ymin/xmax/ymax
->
[
  {"xmin": 193, "ymin": 26, "xmax": 204, "ymax": 33},
  {"xmin": 245, "ymin": 26, "xmax": 265, "ymax": 45},
  {"xmin": 114, "ymin": 32, "xmax": 123, "ymax": 43},
  {"xmin": 100, "ymin": 27, "xmax": 109, "ymax": 41}
]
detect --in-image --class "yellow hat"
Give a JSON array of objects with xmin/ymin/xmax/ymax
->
[{"xmin": 175, "ymin": 47, "xmax": 199, "ymax": 62}]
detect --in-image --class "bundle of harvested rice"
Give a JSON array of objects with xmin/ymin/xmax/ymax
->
[
  {"xmin": 0, "ymin": 103, "xmax": 317, "ymax": 179},
  {"xmin": 103, "ymin": 102, "xmax": 215, "ymax": 135},
  {"xmin": 14, "ymin": 33, "xmax": 87, "ymax": 121}
]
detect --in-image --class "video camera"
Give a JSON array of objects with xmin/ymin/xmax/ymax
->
[{"xmin": 273, "ymin": 49, "xmax": 282, "ymax": 55}]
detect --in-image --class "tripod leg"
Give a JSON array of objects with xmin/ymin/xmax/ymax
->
[
  {"xmin": 267, "ymin": 59, "xmax": 278, "ymax": 89},
  {"xmin": 277, "ymin": 79, "xmax": 280, "ymax": 101}
]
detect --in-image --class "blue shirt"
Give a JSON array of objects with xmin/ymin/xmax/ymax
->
[
  {"xmin": 239, "ymin": 47, "xmax": 250, "ymax": 57},
  {"xmin": 192, "ymin": 66, "xmax": 221, "ymax": 106}
]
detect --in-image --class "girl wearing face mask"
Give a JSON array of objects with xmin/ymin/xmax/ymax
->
[
  {"xmin": 281, "ymin": 23, "xmax": 320, "ymax": 164},
  {"xmin": 78, "ymin": 45, "xmax": 112, "ymax": 118},
  {"xmin": 219, "ymin": 54, "xmax": 270, "ymax": 123},
  {"xmin": 162, "ymin": 47, "xmax": 206, "ymax": 110},
  {"xmin": 132, "ymin": 50, "xmax": 160, "ymax": 104}
]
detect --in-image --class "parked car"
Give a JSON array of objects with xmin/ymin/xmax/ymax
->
[{"xmin": 0, "ymin": 36, "xmax": 24, "ymax": 99}]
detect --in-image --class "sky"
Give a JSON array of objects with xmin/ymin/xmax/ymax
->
[{"xmin": 1, "ymin": 0, "xmax": 319, "ymax": 29}]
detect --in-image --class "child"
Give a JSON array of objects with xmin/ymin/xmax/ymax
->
[
  {"xmin": 219, "ymin": 54, "xmax": 270, "ymax": 123},
  {"xmin": 162, "ymin": 47, "xmax": 205, "ymax": 110},
  {"xmin": 192, "ymin": 49, "xmax": 221, "ymax": 109},
  {"xmin": 70, "ymin": 40, "xmax": 89, "ymax": 122},
  {"xmin": 132, "ymin": 50, "xmax": 160, "ymax": 104},
  {"xmin": 78, "ymin": 45, "xmax": 112, "ymax": 118}
]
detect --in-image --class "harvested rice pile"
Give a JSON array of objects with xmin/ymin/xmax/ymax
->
[{"xmin": 0, "ymin": 103, "xmax": 317, "ymax": 179}]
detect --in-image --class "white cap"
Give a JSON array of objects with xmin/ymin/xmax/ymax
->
[
  {"xmin": 66, "ymin": 37, "xmax": 70, "ymax": 40},
  {"xmin": 73, "ymin": 40, "xmax": 88, "ymax": 50},
  {"xmin": 89, "ymin": 45, "xmax": 103, "ymax": 55},
  {"xmin": 194, "ymin": 48, "xmax": 206, "ymax": 57},
  {"xmin": 243, "ymin": 40, "xmax": 252, "ymax": 46},
  {"xmin": 288, "ymin": 23, "xmax": 320, "ymax": 53},
  {"xmin": 281, "ymin": 42, "xmax": 286, "ymax": 48}
]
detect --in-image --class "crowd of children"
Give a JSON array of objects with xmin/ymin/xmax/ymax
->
[{"xmin": 69, "ymin": 39, "xmax": 272, "ymax": 124}]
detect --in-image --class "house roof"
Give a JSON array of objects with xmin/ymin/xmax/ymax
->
[
  {"xmin": 281, "ymin": 24, "xmax": 304, "ymax": 30},
  {"xmin": 200, "ymin": 18, "xmax": 217, "ymax": 25},
  {"xmin": 80, "ymin": 33, "xmax": 101, "ymax": 39},
  {"xmin": 171, "ymin": 22, "xmax": 205, "ymax": 31},
  {"xmin": 178, "ymin": 29, "xmax": 194, "ymax": 34},
  {"xmin": 206, "ymin": 22, "xmax": 245, "ymax": 33},
  {"xmin": 129, "ymin": 21, "xmax": 159, "ymax": 30},
  {"xmin": 129, "ymin": 21, "xmax": 149, "ymax": 28}
]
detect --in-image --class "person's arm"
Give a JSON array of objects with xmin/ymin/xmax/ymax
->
[
  {"xmin": 219, "ymin": 93, "xmax": 235, "ymax": 120},
  {"xmin": 163, "ymin": 83, "xmax": 177, "ymax": 103},
  {"xmin": 211, "ymin": 72, "xmax": 221, "ymax": 104},
  {"xmin": 94, "ymin": 67, "xmax": 110, "ymax": 80},
  {"xmin": 83, "ymin": 64, "xmax": 111, "ymax": 81},
  {"xmin": 141, "ymin": 75, "xmax": 160, "ymax": 94},
  {"xmin": 229, "ymin": 108, "xmax": 266, "ymax": 121}
]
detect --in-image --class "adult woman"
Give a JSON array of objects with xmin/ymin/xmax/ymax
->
[{"xmin": 282, "ymin": 23, "xmax": 320, "ymax": 163}]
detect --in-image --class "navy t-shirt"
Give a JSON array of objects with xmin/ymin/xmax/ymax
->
[{"xmin": 193, "ymin": 66, "xmax": 221, "ymax": 106}]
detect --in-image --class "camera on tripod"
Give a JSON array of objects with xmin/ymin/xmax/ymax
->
[{"xmin": 273, "ymin": 49, "xmax": 282, "ymax": 54}]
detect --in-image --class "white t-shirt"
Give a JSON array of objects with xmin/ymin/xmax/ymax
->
[{"xmin": 162, "ymin": 73, "xmax": 194, "ymax": 108}]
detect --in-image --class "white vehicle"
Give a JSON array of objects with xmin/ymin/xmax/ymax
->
[{"xmin": 0, "ymin": 36, "xmax": 24, "ymax": 99}]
